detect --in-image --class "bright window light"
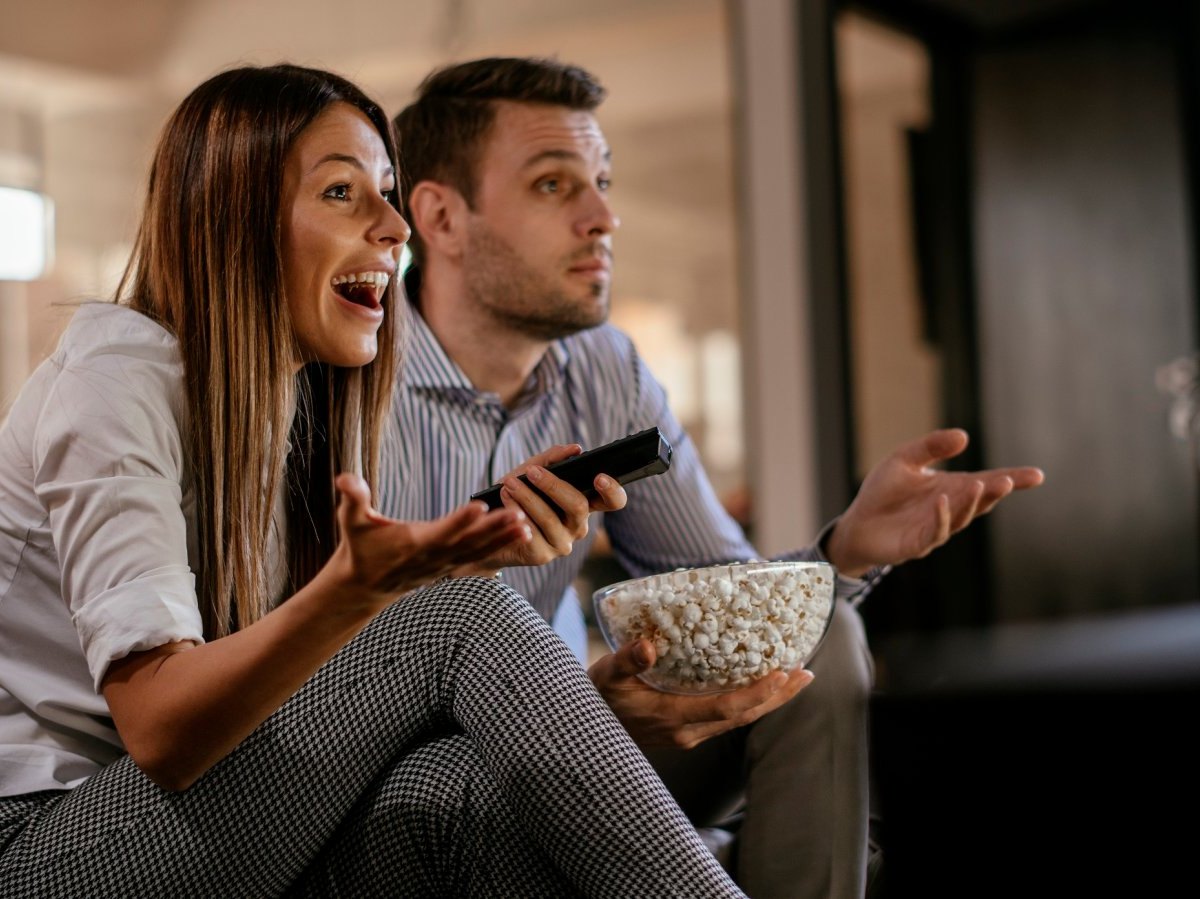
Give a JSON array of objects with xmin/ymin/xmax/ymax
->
[{"xmin": 0, "ymin": 186, "xmax": 54, "ymax": 281}]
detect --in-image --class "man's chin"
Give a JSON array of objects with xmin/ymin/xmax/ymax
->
[
  {"xmin": 529, "ymin": 315, "xmax": 608, "ymax": 342},
  {"xmin": 514, "ymin": 306, "xmax": 609, "ymax": 341}
]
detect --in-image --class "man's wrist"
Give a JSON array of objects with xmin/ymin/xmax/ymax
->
[{"xmin": 818, "ymin": 518, "xmax": 870, "ymax": 579}]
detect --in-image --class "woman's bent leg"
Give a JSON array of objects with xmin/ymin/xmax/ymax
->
[
  {"xmin": 0, "ymin": 578, "xmax": 739, "ymax": 898},
  {"xmin": 289, "ymin": 733, "xmax": 579, "ymax": 898}
]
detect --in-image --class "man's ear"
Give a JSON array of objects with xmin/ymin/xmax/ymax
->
[{"xmin": 407, "ymin": 181, "xmax": 469, "ymax": 259}]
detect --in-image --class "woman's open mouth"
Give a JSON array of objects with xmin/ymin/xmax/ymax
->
[{"xmin": 331, "ymin": 271, "xmax": 390, "ymax": 309}]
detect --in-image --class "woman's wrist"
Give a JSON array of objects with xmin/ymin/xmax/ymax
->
[{"xmin": 320, "ymin": 542, "xmax": 397, "ymax": 614}]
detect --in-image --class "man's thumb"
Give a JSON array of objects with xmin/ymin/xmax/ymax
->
[{"xmin": 613, "ymin": 639, "xmax": 656, "ymax": 677}]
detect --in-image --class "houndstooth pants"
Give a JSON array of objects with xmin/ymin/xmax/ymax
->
[{"xmin": 0, "ymin": 577, "xmax": 742, "ymax": 898}]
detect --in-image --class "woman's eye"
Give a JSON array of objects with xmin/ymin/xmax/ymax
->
[
  {"xmin": 324, "ymin": 184, "xmax": 351, "ymax": 201},
  {"xmin": 597, "ymin": 177, "xmax": 612, "ymax": 192}
]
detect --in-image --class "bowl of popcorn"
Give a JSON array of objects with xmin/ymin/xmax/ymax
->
[{"xmin": 592, "ymin": 560, "xmax": 836, "ymax": 694}]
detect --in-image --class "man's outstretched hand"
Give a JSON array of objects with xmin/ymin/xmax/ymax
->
[{"xmin": 824, "ymin": 428, "xmax": 1044, "ymax": 578}]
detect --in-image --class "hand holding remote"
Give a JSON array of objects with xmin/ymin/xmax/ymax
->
[
  {"xmin": 471, "ymin": 427, "xmax": 673, "ymax": 511},
  {"xmin": 462, "ymin": 429, "xmax": 672, "ymax": 573}
]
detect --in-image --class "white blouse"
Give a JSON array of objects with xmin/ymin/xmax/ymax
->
[{"xmin": 0, "ymin": 303, "xmax": 207, "ymax": 796}]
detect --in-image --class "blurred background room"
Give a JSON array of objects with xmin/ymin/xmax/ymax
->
[
  {"xmin": 2, "ymin": 0, "xmax": 1198, "ymax": 891},
  {"xmin": 3, "ymin": 0, "xmax": 1196, "ymax": 634}
]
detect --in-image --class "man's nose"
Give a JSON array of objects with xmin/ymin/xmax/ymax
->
[{"xmin": 578, "ymin": 189, "xmax": 620, "ymax": 237}]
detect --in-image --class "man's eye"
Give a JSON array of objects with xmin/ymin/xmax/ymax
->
[
  {"xmin": 324, "ymin": 184, "xmax": 351, "ymax": 201},
  {"xmin": 537, "ymin": 179, "xmax": 559, "ymax": 194}
]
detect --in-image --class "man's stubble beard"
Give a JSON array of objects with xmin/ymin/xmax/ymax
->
[{"xmin": 463, "ymin": 219, "xmax": 610, "ymax": 342}]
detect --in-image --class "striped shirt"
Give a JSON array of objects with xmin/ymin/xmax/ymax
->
[{"xmin": 378, "ymin": 298, "xmax": 875, "ymax": 661}]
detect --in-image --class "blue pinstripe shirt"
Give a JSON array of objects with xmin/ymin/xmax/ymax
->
[{"xmin": 378, "ymin": 299, "xmax": 873, "ymax": 661}]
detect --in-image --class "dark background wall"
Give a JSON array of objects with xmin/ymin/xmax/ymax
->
[
  {"xmin": 834, "ymin": 0, "xmax": 1200, "ymax": 633},
  {"xmin": 975, "ymin": 10, "xmax": 1198, "ymax": 619}
]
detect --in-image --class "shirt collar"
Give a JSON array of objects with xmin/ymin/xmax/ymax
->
[{"xmin": 401, "ymin": 266, "xmax": 572, "ymax": 404}]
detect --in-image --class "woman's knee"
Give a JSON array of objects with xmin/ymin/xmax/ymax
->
[{"xmin": 382, "ymin": 576, "xmax": 533, "ymax": 633}]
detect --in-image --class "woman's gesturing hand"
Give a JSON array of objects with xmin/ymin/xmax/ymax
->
[{"xmin": 330, "ymin": 473, "xmax": 532, "ymax": 608}]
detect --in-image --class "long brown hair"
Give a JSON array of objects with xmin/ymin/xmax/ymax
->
[{"xmin": 117, "ymin": 64, "xmax": 401, "ymax": 638}]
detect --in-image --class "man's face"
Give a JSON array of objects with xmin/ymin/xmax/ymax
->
[{"xmin": 461, "ymin": 100, "xmax": 619, "ymax": 341}]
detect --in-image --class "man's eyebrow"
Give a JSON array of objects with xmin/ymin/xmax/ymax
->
[
  {"xmin": 520, "ymin": 147, "xmax": 612, "ymax": 169},
  {"xmin": 306, "ymin": 153, "xmax": 396, "ymax": 179}
]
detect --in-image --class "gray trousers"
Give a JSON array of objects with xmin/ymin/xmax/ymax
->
[
  {"xmin": 0, "ymin": 578, "xmax": 741, "ymax": 898},
  {"xmin": 645, "ymin": 599, "xmax": 874, "ymax": 899}
]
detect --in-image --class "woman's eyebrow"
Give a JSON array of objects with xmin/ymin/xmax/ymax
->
[
  {"xmin": 308, "ymin": 153, "xmax": 363, "ymax": 174},
  {"xmin": 305, "ymin": 154, "xmax": 395, "ymax": 179}
]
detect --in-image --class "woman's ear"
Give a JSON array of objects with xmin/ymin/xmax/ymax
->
[{"xmin": 407, "ymin": 181, "xmax": 469, "ymax": 260}]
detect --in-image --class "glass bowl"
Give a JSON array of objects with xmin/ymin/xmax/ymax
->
[{"xmin": 592, "ymin": 560, "xmax": 836, "ymax": 695}]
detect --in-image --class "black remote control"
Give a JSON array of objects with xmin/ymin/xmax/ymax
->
[{"xmin": 470, "ymin": 427, "xmax": 673, "ymax": 511}]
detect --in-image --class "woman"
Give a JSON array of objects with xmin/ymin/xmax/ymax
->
[{"xmin": 0, "ymin": 64, "xmax": 743, "ymax": 897}]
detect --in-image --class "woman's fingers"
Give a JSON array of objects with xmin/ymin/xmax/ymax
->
[
  {"xmin": 333, "ymin": 484, "xmax": 533, "ymax": 594},
  {"xmin": 462, "ymin": 521, "xmax": 533, "ymax": 563},
  {"xmin": 429, "ymin": 503, "xmax": 531, "ymax": 564},
  {"xmin": 334, "ymin": 473, "xmax": 374, "ymax": 530}
]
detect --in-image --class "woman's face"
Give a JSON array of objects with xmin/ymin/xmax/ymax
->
[{"xmin": 280, "ymin": 101, "xmax": 409, "ymax": 370}]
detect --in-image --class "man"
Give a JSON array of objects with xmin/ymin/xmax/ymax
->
[{"xmin": 380, "ymin": 57, "xmax": 1042, "ymax": 898}]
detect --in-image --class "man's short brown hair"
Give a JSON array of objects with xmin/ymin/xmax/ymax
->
[{"xmin": 393, "ymin": 57, "xmax": 607, "ymax": 266}]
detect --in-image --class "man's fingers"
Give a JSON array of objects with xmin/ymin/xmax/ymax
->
[
  {"xmin": 590, "ymin": 474, "xmax": 628, "ymax": 512},
  {"xmin": 522, "ymin": 467, "xmax": 591, "ymax": 537},
  {"xmin": 895, "ymin": 431, "xmax": 1044, "ymax": 491},
  {"xmin": 502, "ymin": 474, "xmax": 571, "ymax": 541},
  {"xmin": 994, "ymin": 466, "xmax": 1045, "ymax": 490},
  {"xmin": 681, "ymin": 669, "xmax": 793, "ymax": 726},
  {"xmin": 929, "ymin": 493, "xmax": 952, "ymax": 549},
  {"xmin": 726, "ymin": 668, "xmax": 813, "ymax": 724},
  {"xmin": 675, "ymin": 668, "xmax": 814, "ymax": 745},
  {"xmin": 510, "ymin": 444, "xmax": 583, "ymax": 476},
  {"xmin": 898, "ymin": 428, "xmax": 969, "ymax": 469},
  {"xmin": 949, "ymin": 480, "xmax": 987, "ymax": 533},
  {"xmin": 537, "ymin": 443, "xmax": 584, "ymax": 466},
  {"xmin": 974, "ymin": 475, "xmax": 1014, "ymax": 517}
]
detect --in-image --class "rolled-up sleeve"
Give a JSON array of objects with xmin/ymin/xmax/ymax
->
[{"xmin": 32, "ymin": 334, "xmax": 204, "ymax": 692}]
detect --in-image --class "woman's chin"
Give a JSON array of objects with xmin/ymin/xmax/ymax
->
[
  {"xmin": 335, "ymin": 339, "xmax": 379, "ymax": 369},
  {"xmin": 296, "ymin": 338, "xmax": 379, "ymax": 370}
]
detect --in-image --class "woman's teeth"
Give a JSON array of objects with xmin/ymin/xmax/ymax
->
[{"xmin": 331, "ymin": 271, "xmax": 390, "ymax": 308}]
